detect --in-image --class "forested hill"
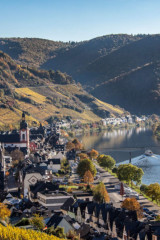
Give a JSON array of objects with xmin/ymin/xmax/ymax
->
[
  {"xmin": 1, "ymin": 34, "xmax": 160, "ymax": 114},
  {"xmin": 0, "ymin": 37, "xmax": 73, "ymax": 69},
  {"xmin": 0, "ymin": 51, "xmax": 125, "ymax": 128}
]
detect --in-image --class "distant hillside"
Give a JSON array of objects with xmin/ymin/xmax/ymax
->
[
  {"xmin": 0, "ymin": 51, "xmax": 125, "ymax": 128},
  {"xmin": 91, "ymin": 62, "xmax": 160, "ymax": 115},
  {"xmin": 0, "ymin": 35, "xmax": 143, "ymax": 83},
  {"xmin": 0, "ymin": 38, "xmax": 73, "ymax": 68}
]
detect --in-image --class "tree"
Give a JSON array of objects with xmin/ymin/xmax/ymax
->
[
  {"xmin": 120, "ymin": 182, "xmax": 124, "ymax": 198},
  {"xmin": 93, "ymin": 182, "xmax": 110, "ymax": 203},
  {"xmin": 83, "ymin": 170, "xmax": 94, "ymax": 185},
  {"xmin": 140, "ymin": 184, "xmax": 148, "ymax": 194},
  {"xmin": 121, "ymin": 198, "xmax": 142, "ymax": 218},
  {"xmin": 61, "ymin": 158, "xmax": 69, "ymax": 173},
  {"xmin": 72, "ymin": 138, "xmax": 83, "ymax": 150},
  {"xmin": 78, "ymin": 153, "xmax": 88, "ymax": 161},
  {"xmin": 156, "ymin": 215, "xmax": 160, "ymax": 221},
  {"xmin": 0, "ymin": 203, "xmax": 11, "ymax": 221},
  {"xmin": 30, "ymin": 214, "xmax": 45, "ymax": 231},
  {"xmin": 11, "ymin": 149, "xmax": 24, "ymax": 166},
  {"xmin": 66, "ymin": 141, "xmax": 75, "ymax": 151},
  {"xmin": 117, "ymin": 164, "xmax": 144, "ymax": 186},
  {"xmin": 98, "ymin": 155, "xmax": 115, "ymax": 171},
  {"xmin": 47, "ymin": 226, "xmax": 66, "ymax": 238},
  {"xmin": 146, "ymin": 183, "xmax": 160, "ymax": 203},
  {"xmin": 77, "ymin": 159, "xmax": 96, "ymax": 178},
  {"xmin": 67, "ymin": 230, "xmax": 79, "ymax": 240},
  {"xmin": 88, "ymin": 149, "xmax": 99, "ymax": 160}
]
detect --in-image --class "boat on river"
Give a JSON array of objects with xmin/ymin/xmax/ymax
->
[
  {"xmin": 117, "ymin": 152, "xmax": 160, "ymax": 167},
  {"xmin": 144, "ymin": 149, "xmax": 153, "ymax": 156}
]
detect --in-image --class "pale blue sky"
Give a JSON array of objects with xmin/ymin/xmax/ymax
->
[{"xmin": 0, "ymin": 0, "xmax": 160, "ymax": 42}]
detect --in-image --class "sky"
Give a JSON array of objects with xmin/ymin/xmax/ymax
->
[{"xmin": 0, "ymin": 0, "xmax": 160, "ymax": 42}]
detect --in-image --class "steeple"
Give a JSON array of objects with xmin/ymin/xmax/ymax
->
[{"xmin": 20, "ymin": 112, "xmax": 28, "ymax": 130}]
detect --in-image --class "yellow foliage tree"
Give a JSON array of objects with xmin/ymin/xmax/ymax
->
[
  {"xmin": 83, "ymin": 170, "xmax": 94, "ymax": 185},
  {"xmin": 146, "ymin": 183, "xmax": 160, "ymax": 203},
  {"xmin": 93, "ymin": 182, "xmax": 110, "ymax": 203},
  {"xmin": 121, "ymin": 198, "xmax": 142, "ymax": 218},
  {"xmin": 88, "ymin": 149, "xmax": 99, "ymax": 160},
  {"xmin": 0, "ymin": 203, "xmax": 11, "ymax": 220},
  {"xmin": 0, "ymin": 224, "xmax": 65, "ymax": 240},
  {"xmin": 78, "ymin": 153, "xmax": 88, "ymax": 161},
  {"xmin": 30, "ymin": 214, "xmax": 45, "ymax": 231},
  {"xmin": 66, "ymin": 141, "xmax": 75, "ymax": 151}
]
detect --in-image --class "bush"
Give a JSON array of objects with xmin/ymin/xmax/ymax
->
[
  {"xmin": 15, "ymin": 218, "xmax": 30, "ymax": 227},
  {"xmin": 112, "ymin": 167, "xmax": 118, "ymax": 174},
  {"xmin": 140, "ymin": 184, "xmax": 148, "ymax": 194}
]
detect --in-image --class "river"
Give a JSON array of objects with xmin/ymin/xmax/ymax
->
[{"xmin": 78, "ymin": 127, "xmax": 160, "ymax": 185}]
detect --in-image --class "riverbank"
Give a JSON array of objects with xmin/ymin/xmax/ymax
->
[{"xmin": 95, "ymin": 161, "xmax": 160, "ymax": 211}]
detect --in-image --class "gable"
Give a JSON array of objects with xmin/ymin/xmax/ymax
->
[{"xmin": 59, "ymin": 218, "xmax": 74, "ymax": 234}]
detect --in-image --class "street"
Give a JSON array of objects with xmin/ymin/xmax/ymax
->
[{"xmin": 95, "ymin": 162, "xmax": 160, "ymax": 214}]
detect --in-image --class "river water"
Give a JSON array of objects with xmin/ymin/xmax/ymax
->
[{"xmin": 78, "ymin": 127, "xmax": 160, "ymax": 185}]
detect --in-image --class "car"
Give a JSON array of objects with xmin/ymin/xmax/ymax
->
[
  {"xmin": 143, "ymin": 212, "xmax": 149, "ymax": 217},
  {"xmin": 128, "ymin": 193, "xmax": 139, "ymax": 200},
  {"xmin": 114, "ymin": 184, "xmax": 121, "ymax": 190},
  {"xmin": 143, "ymin": 208, "xmax": 150, "ymax": 213},
  {"xmin": 148, "ymin": 211, "xmax": 154, "ymax": 215},
  {"xmin": 151, "ymin": 213, "xmax": 158, "ymax": 217},
  {"xmin": 147, "ymin": 216, "xmax": 154, "ymax": 220}
]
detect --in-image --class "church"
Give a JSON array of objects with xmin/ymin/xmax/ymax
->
[{"xmin": 0, "ymin": 112, "xmax": 30, "ymax": 153}]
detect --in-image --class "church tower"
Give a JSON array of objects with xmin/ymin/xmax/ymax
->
[{"xmin": 19, "ymin": 112, "xmax": 29, "ymax": 149}]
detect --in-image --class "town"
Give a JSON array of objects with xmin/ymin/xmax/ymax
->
[{"xmin": 0, "ymin": 112, "xmax": 160, "ymax": 240}]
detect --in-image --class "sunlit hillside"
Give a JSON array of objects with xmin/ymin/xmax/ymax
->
[{"xmin": 0, "ymin": 224, "xmax": 65, "ymax": 240}]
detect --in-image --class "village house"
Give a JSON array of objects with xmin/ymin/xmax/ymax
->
[{"xmin": 37, "ymin": 190, "xmax": 71, "ymax": 210}]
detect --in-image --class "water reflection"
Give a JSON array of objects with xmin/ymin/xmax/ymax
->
[{"xmin": 78, "ymin": 127, "xmax": 160, "ymax": 184}]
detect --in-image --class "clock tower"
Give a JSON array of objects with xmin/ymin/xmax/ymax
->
[{"xmin": 20, "ymin": 112, "xmax": 29, "ymax": 149}]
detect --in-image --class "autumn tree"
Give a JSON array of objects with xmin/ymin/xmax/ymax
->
[
  {"xmin": 66, "ymin": 141, "xmax": 75, "ymax": 151},
  {"xmin": 30, "ymin": 214, "xmax": 45, "ymax": 231},
  {"xmin": 83, "ymin": 170, "xmax": 94, "ymax": 185},
  {"xmin": 88, "ymin": 149, "xmax": 99, "ymax": 160},
  {"xmin": 72, "ymin": 138, "xmax": 83, "ymax": 150},
  {"xmin": 121, "ymin": 198, "xmax": 142, "ymax": 218},
  {"xmin": 0, "ymin": 203, "xmax": 11, "ymax": 221},
  {"xmin": 67, "ymin": 230, "xmax": 79, "ymax": 240},
  {"xmin": 77, "ymin": 159, "xmax": 96, "ymax": 178},
  {"xmin": 146, "ymin": 183, "xmax": 160, "ymax": 203},
  {"xmin": 11, "ymin": 149, "xmax": 24, "ymax": 166},
  {"xmin": 98, "ymin": 154, "xmax": 115, "ymax": 171},
  {"xmin": 117, "ymin": 164, "xmax": 144, "ymax": 186},
  {"xmin": 78, "ymin": 153, "xmax": 88, "ymax": 161},
  {"xmin": 93, "ymin": 182, "xmax": 110, "ymax": 203}
]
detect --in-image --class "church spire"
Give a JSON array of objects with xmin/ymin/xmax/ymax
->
[{"xmin": 20, "ymin": 111, "xmax": 27, "ymax": 130}]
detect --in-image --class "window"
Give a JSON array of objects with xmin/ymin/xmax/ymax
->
[{"xmin": 22, "ymin": 134, "xmax": 25, "ymax": 140}]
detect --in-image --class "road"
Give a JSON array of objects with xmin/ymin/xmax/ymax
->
[
  {"xmin": 95, "ymin": 162, "xmax": 160, "ymax": 214},
  {"xmin": 70, "ymin": 162, "xmax": 160, "ymax": 214}
]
